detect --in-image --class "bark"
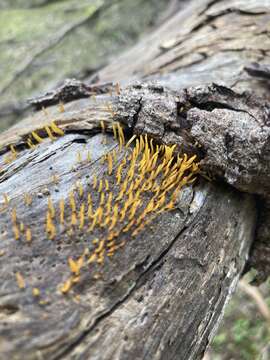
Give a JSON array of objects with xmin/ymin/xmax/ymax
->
[{"xmin": 0, "ymin": 0, "xmax": 269, "ymax": 359}]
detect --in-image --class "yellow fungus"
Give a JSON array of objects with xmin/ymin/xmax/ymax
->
[
  {"xmin": 2, "ymin": 193, "xmax": 9, "ymax": 206},
  {"xmin": 25, "ymin": 227, "xmax": 32, "ymax": 242},
  {"xmin": 59, "ymin": 199, "xmax": 65, "ymax": 225},
  {"xmin": 92, "ymin": 175, "xmax": 98, "ymax": 189},
  {"xmin": 58, "ymin": 102, "xmax": 65, "ymax": 113},
  {"xmin": 95, "ymin": 239, "xmax": 105, "ymax": 254},
  {"xmin": 119, "ymin": 202, "xmax": 129, "ymax": 222},
  {"xmin": 87, "ymin": 195, "xmax": 93, "ymax": 219},
  {"xmin": 106, "ymin": 240, "xmax": 115, "ymax": 248},
  {"xmin": 104, "ymin": 179, "xmax": 109, "ymax": 191},
  {"xmin": 10, "ymin": 145, "xmax": 17, "ymax": 157},
  {"xmin": 46, "ymin": 211, "xmax": 56, "ymax": 240},
  {"xmin": 32, "ymin": 288, "xmax": 40, "ymax": 297},
  {"xmin": 92, "ymin": 238, "xmax": 99, "ymax": 245},
  {"xmin": 106, "ymin": 103, "xmax": 115, "ymax": 117},
  {"xmin": 31, "ymin": 131, "xmax": 44, "ymax": 143},
  {"xmin": 116, "ymin": 162, "xmax": 124, "ymax": 184},
  {"xmin": 48, "ymin": 197, "xmax": 55, "ymax": 218},
  {"xmin": 79, "ymin": 203, "xmax": 85, "ymax": 229},
  {"xmin": 88, "ymin": 216, "xmax": 97, "ymax": 232},
  {"xmin": 95, "ymin": 206, "xmax": 103, "ymax": 224},
  {"xmin": 128, "ymin": 201, "xmax": 141, "ymax": 221},
  {"xmin": 87, "ymin": 253, "xmax": 97, "ymax": 264},
  {"xmin": 77, "ymin": 151, "xmax": 82, "ymax": 163},
  {"xmin": 98, "ymin": 179, "xmax": 103, "ymax": 193},
  {"xmin": 99, "ymin": 192, "xmax": 105, "ymax": 206},
  {"xmin": 126, "ymin": 134, "xmax": 137, "ymax": 148},
  {"xmin": 87, "ymin": 151, "xmax": 91, "ymax": 162},
  {"xmin": 108, "ymin": 205, "xmax": 119, "ymax": 230},
  {"xmin": 60, "ymin": 278, "xmax": 73, "ymax": 294},
  {"xmin": 11, "ymin": 208, "xmax": 17, "ymax": 223},
  {"xmin": 100, "ymin": 120, "xmax": 105, "ymax": 132},
  {"xmin": 45, "ymin": 125, "xmax": 56, "ymax": 141},
  {"xmin": 71, "ymin": 211, "xmax": 77, "ymax": 226},
  {"xmin": 16, "ymin": 272, "xmax": 25, "ymax": 289},
  {"xmin": 77, "ymin": 181, "xmax": 84, "ymax": 198},
  {"xmin": 68, "ymin": 257, "xmax": 83, "ymax": 276},
  {"xmin": 50, "ymin": 121, "xmax": 65, "ymax": 136},
  {"xmin": 27, "ymin": 138, "xmax": 36, "ymax": 149},
  {"xmin": 72, "ymin": 275, "xmax": 80, "ymax": 284},
  {"xmin": 100, "ymin": 155, "xmax": 106, "ymax": 165},
  {"xmin": 107, "ymin": 153, "xmax": 113, "ymax": 175},
  {"xmin": 69, "ymin": 191, "xmax": 76, "ymax": 213},
  {"xmin": 112, "ymin": 123, "xmax": 117, "ymax": 139},
  {"xmin": 19, "ymin": 222, "xmax": 24, "ymax": 232},
  {"xmin": 23, "ymin": 193, "xmax": 32, "ymax": 206},
  {"xmin": 105, "ymin": 192, "xmax": 113, "ymax": 217},
  {"xmin": 5, "ymin": 132, "xmax": 198, "ymax": 290},
  {"xmin": 112, "ymin": 149, "xmax": 117, "ymax": 162},
  {"xmin": 51, "ymin": 174, "xmax": 59, "ymax": 185},
  {"xmin": 117, "ymin": 122, "xmax": 125, "ymax": 145},
  {"xmin": 13, "ymin": 225, "xmax": 20, "ymax": 240}
]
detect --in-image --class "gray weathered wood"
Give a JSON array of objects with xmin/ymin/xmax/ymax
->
[
  {"xmin": 0, "ymin": 125, "xmax": 257, "ymax": 360},
  {"xmin": 0, "ymin": 0, "xmax": 269, "ymax": 358}
]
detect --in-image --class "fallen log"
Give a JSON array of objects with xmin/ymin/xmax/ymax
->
[{"xmin": 0, "ymin": 0, "xmax": 269, "ymax": 358}]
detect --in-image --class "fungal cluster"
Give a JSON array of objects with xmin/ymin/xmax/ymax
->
[
  {"xmin": 0, "ymin": 97, "xmax": 199, "ymax": 298},
  {"xmin": 1, "ymin": 118, "xmax": 64, "ymax": 167}
]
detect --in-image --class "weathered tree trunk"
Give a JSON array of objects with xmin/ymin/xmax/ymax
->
[{"xmin": 0, "ymin": 0, "xmax": 269, "ymax": 359}]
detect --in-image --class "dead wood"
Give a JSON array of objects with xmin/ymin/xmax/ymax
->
[{"xmin": 0, "ymin": 0, "xmax": 269, "ymax": 359}]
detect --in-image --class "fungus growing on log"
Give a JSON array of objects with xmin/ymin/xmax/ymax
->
[{"xmin": 1, "ymin": 120, "xmax": 199, "ymax": 296}]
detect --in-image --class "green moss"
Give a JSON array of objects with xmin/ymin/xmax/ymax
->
[
  {"xmin": 0, "ymin": 0, "xmax": 103, "ymax": 94},
  {"xmin": 0, "ymin": 0, "xmax": 170, "ymax": 132},
  {"xmin": 212, "ymin": 332, "xmax": 227, "ymax": 347},
  {"xmin": 211, "ymin": 277, "xmax": 270, "ymax": 360}
]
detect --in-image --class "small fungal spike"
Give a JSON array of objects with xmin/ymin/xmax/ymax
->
[
  {"xmin": 31, "ymin": 131, "xmax": 44, "ymax": 144},
  {"xmin": 58, "ymin": 102, "xmax": 65, "ymax": 113},
  {"xmin": 60, "ymin": 278, "xmax": 73, "ymax": 294},
  {"xmin": 16, "ymin": 272, "xmax": 25, "ymax": 289},
  {"xmin": 4, "ymin": 120, "xmax": 199, "ymax": 296},
  {"xmin": 25, "ymin": 227, "xmax": 32, "ymax": 242},
  {"xmin": 50, "ymin": 121, "xmax": 65, "ymax": 136},
  {"xmin": 32, "ymin": 288, "xmax": 40, "ymax": 297}
]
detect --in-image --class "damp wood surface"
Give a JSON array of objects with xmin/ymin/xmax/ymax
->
[{"xmin": 0, "ymin": 0, "xmax": 269, "ymax": 359}]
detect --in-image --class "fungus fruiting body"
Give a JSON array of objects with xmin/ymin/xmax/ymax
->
[
  {"xmin": 16, "ymin": 272, "xmax": 25, "ymax": 289},
  {"xmin": 56, "ymin": 128, "xmax": 198, "ymax": 293},
  {"xmin": 1, "ymin": 116, "xmax": 198, "ymax": 296}
]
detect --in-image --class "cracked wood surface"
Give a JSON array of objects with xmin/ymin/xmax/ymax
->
[
  {"xmin": 1, "ymin": 82, "xmax": 269, "ymax": 197},
  {"xmin": 96, "ymin": 0, "xmax": 270, "ymax": 101},
  {"xmin": 0, "ymin": 0, "xmax": 269, "ymax": 358},
  {"xmin": 0, "ymin": 82, "xmax": 260, "ymax": 360},
  {"xmin": 0, "ymin": 127, "xmax": 256, "ymax": 359}
]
